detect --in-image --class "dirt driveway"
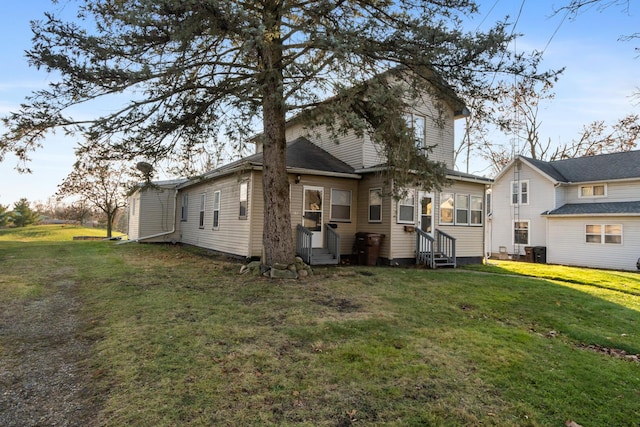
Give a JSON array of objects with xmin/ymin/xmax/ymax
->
[{"xmin": 0, "ymin": 272, "xmax": 99, "ymax": 426}]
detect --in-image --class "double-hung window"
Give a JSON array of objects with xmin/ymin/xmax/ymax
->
[
  {"xmin": 397, "ymin": 190, "xmax": 415, "ymax": 224},
  {"xmin": 455, "ymin": 194, "xmax": 469, "ymax": 224},
  {"xmin": 440, "ymin": 192, "xmax": 483, "ymax": 226},
  {"xmin": 330, "ymin": 189, "xmax": 351, "ymax": 222},
  {"xmin": 180, "ymin": 194, "xmax": 189, "ymax": 221},
  {"xmin": 198, "ymin": 194, "xmax": 205, "ymax": 228},
  {"xmin": 514, "ymin": 220, "xmax": 530, "ymax": 245},
  {"xmin": 239, "ymin": 182, "xmax": 248, "ymax": 219},
  {"xmin": 212, "ymin": 191, "xmax": 221, "ymax": 229},
  {"xmin": 439, "ymin": 192, "xmax": 454, "ymax": 224},
  {"xmin": 404, "ymin": 113, "xmax": 426, "ymax": 149},
  {"xmin": 470, "ymin": 195, "xmax": 483, "ymax": 225},
  {"xmin": 369, "ymin": 188, "xmax": 382, "ymax": 223},
  {"xmin": 511, "ymin": 180, "xmax": 529, "ymax": 205}
]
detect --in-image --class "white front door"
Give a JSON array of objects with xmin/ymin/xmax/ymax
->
[
  {"xmin": 418, "ymin": 191, "xmax": 434, "ymax": 234},
  {"xmin": 303, "ymin": 186, "xmax": 324, "ymax": 248}
]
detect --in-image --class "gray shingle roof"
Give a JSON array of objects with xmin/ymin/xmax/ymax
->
[
  {"xmin": 523, "ymin": 150, "xmax": 640, "ymax": 183},
  {"xmin": 243, "ymin": 137, "xmax": 356, "ymax": 174},
  {"xmin": 544, "ymin": 201, "xmax": 640, "ymax": 216}
]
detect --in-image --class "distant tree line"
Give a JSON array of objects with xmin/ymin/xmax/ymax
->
[{"xmin": 0, "ymin": 196, "xmax": 127, "ymax": 232}]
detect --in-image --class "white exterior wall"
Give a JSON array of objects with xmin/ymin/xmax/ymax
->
[
  {"xmin": 489, "ymin": 162, "xmax": 556, "ymax": 256},
  {"xmin": 547, "ymin": 216, "xmax": 640, "ymax": 271},
  {"xmin": 128, "ymin": 187, "xmax": 179, "ymax": 242},
  {"xmin": 179, "ymin": 174, "xmax": 253, "ymax": 257},
  {"xmin": 560, "ymin": 180, "xmax": 640, "ymax": 204},
  {"xmin": 127, "ymin": 195, "xmax": 140, "ymax": 240}
]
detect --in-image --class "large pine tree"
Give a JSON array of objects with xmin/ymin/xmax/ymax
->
[{"xmin": 1, "ymin": 0, "xmax": 555, "ymax": 266}]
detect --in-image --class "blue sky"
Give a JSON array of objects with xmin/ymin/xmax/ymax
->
[{"xmin": 0, "ymin": 1, "xmax": 638, "ymax": 206}]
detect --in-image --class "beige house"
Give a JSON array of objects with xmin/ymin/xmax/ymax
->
[
  {"xmin": 488, "ymin": 151, "xmax": 640, "ymax": 271},
  {"xmin": 128, "ymin": 82, "xmax": 491, "ymax": 267}
]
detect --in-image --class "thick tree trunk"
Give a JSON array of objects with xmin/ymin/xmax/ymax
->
[{"xmin": 259, "ymin": 3, "xmax": 294, "ymax": 267}]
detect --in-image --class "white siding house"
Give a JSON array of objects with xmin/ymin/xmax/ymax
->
[{"xmin": 490, "ymin": 151, "xmax": 640, "ymax": 271}]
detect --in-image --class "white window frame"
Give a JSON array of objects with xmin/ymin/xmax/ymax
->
[
  {"xmin": 404, "ymin": 113, "xmax": 426, "ymax": 149},
  {"xmin": 212, "ymin": 191, "xmax": 221, "ymax": 230},
  {"xmin": 440, "ymin": 192, "xmax": 483, "ymax": 226},
  {"xmin": 511, "ymin": 180, "xmax": 529, "ymax": 205},
  {"xmin": 397, "ymin": 189, "xmax": 415, "ymax": 224},
  {"xmin": 439, "ymin": 192, "xmax": 454, "ymax": 225},
  {"xmin": 455, "ymin": 194, "xmax": 469, "ymax": 225},
  {"xmin": 180, "ymin": 193, "xmax": 188, "ymax": 222},
  {"xmin": 198, "ymin": 193, "xmax": 206, "ymax": 229},
  {"xmin": 579, "ymin": 184, "xmax": 607, "ymax": 198},
  {"xmin": 513, "ymin": 220, "xmax": 530, "ymax": 246},
  {"xmin": 330, "ymin": 189, "xmax": 352, "ymax": 222},
  {"xmin": 585, "ymin": 224, "xmax": 622, "ymax": 244},
  {"xmin": 470, "ymin": 195, "xmax": 483, "ymax": 226},
  {"xmin": 369, "ymin": 188, "xmax": 382, "ymax": 223},
  {"xmin": 239, "ymin": 182, "xmax": 248, "ymax": 219}
]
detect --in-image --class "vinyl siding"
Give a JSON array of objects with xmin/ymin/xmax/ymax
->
[
  {"xmin": 489, "ymin": 162, "xmax": 555, "ymax": 255},
  {"xmin": 356, "ymin": 174, "xmax": 392, "ymax": 260},
  {"xmin": 435, "ymin": 181, "xmax": 487, "ymax": 258},
  {"xmin": 289, "ymin": 173, "xmax": 360, "ymax": 256},
  {"xmin": 285, "ymin": 122, "xmax": 367, "ymax": 169},
  {"xmin": 128, "ymin": 187, "xmax": 179, "ymax": 242},
  {"xmin": 179, "ymin": 174, "xmax": 252, "ymax": 257},
  {"xmin": 282, "ymin": 88, "xmax": 457, "ymax": 170},
  {"xmin": 547, "ymin": 216, "xmax": 640, "ymax": 271},
  {"xmin": 410, "ymin": 99, "xmax": 456, "ymax": 168},
  {"xmin": 127, "ymin": 195, "xmax": 140, "ymax": 240},
  {"xmin": 560, "ymin": 179, "xmax": 640, "ymax": 204},
  {"xmin": 355, "ymin": 176, "xmax": 485, "ymax": 262}
]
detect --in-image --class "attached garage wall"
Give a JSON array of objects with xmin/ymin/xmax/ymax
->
[{"xmin": 547, "ymin": 216, "xmax": 640, "ymax": 271}]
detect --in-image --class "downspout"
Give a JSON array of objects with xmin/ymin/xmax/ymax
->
[
  {"xmin": 119, "ymin": 188, "xmax": 179, "ymax": 244},
  {"xmin": 484, "ymin": 184, "xmax": 492, "ymax": 264}
]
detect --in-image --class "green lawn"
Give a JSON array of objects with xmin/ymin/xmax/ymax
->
[
  {"xmin": 0, "ymin": 224, "xmax": 125, "ymax": 242},
  {"xmin": 1, "ymin": 228, "xmax": 639, "ymax": 426}
]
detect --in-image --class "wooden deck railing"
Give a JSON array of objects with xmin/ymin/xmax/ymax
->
[{"xmin": 296, "ymin": 224, "xmax": 313, "ymax": 265}]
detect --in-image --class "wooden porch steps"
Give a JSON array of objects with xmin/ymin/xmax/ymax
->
[
  {"xmin": 309, "ymin": 248, "xmax": 340, "ymax": 266},
  {"xmin": 421, "ymin": 251, "xmax": 456, "ymax": 269}
]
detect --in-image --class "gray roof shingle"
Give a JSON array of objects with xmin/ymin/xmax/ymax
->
[
  {"xmin": 544, "ymin": 201, "xmax": 640, "ymax": 216},
  {"xmin": 523, "ymin": 150, "xmax": 640, "ymax": 183},
  {"xmin": 243, "ymin": 137, "xmax": 356, "ymax": 174}
]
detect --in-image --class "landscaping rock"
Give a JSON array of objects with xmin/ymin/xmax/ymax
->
[
  {"xmin": 270, "ymin": 268, "xmax": 298, "ymax": 279},
  {"xmin": 240, "ymin": 261, "xmax": 262, "ymax": 275}
]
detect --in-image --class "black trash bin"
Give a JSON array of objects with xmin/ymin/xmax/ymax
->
[
  {"xmin": 355, "ymin": 232, "xmax": 384, "ymax": 266},
  {"xmin": 524, "ymin": 246, "xmax": 534, "ymax": 263},
  {"xmin": 533, "ymin": 246, "xmax": 547, "ymax": 264}
]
